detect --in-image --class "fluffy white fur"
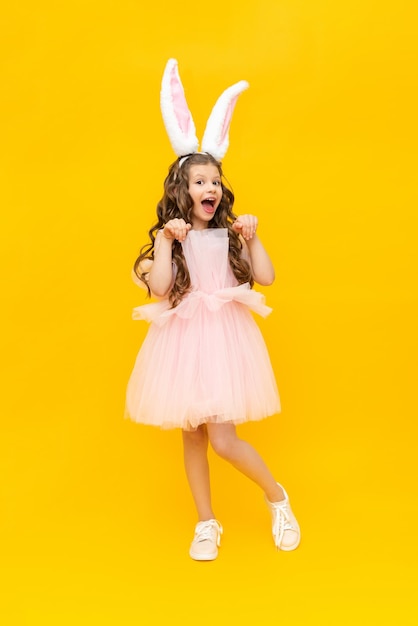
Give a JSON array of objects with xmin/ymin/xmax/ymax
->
[
  {"xmin": 160, "ymin": 58, "xmax": 199, "ymax": 157},
  {"xmin": 160, "ymin": 59, "xmax": 249, "ymax": 161},
  {"xmin": 201, "ymin": 80, "xmax": 249, "ymax": 160}
]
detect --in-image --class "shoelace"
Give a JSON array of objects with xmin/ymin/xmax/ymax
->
[
  {"xmin": 194, "ymin": 520, "xmax": 223, "ymax": 547},
  {"xmin": 271, "ymin": 502, "xmax": 294, "ymax": 548}
]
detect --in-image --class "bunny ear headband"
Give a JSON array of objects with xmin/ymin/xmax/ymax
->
[{"xmin": 160, "ymin": 58, "xmax": 249, "ymax": 164}]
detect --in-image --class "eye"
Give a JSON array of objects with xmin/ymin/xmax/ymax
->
[{"xmin": 213, "ymin": 181, "xmax": 221, "ymax": 186}]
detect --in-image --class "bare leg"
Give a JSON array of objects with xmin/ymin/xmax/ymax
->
[
  {"xmin": 182, "ymin": 425, "xmax": 215, "ymax": 521},
  {"xmin": 206, "ymin": 423, "xmax": 285, "ymax": 503}
]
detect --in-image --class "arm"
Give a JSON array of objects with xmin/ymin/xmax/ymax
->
[
  {"xmin": 232, "ymin": 215, "xmax": 275, "ymax": 286},
  {"xmin": 244, "ymin": 235, "xmax": 275, "ymax": 285},
  {"xmin": 148, "ymin": 218, "xmax": 191, "ymax": 298}
]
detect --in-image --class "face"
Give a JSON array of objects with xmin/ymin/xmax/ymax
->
[{"xmin": 187, "ymin": 163, "xmax": 223, "ymax": 229}]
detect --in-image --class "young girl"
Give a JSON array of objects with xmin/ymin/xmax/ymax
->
[{"xmin": 126, "ymin": 60, "xmax": 300, "ymax": 560}]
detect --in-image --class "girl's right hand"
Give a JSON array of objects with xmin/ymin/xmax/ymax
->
[{"xmin": 162, "ymin": 218, "xmax": 192, "ymax": 242}]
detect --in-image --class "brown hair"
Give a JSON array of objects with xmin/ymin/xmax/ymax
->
[{"xmin": 134, "ymin": 153, "xmax": 253, "ymax": 307}]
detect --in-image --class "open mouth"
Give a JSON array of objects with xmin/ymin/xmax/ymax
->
[{"xmin": 202, "ymin": 198, "xmax": 215, "ymax": 212}]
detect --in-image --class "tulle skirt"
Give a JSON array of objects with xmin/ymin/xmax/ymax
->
[{"xmin": 125, "ymin": 297, "xmax": 280, "ymax": 431}]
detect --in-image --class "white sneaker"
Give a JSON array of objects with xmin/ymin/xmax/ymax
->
[
  {"xmin": 265, "ymin": 484, "xmax": 301, "ymax": 551},
  {"xmin": 189, "ymin": 519, "xmax": 223, "ymax": 561}
]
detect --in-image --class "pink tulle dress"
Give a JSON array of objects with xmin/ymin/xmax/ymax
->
[{"xmin": 125, "ymin": 228, "xmax": 280, "ymax": 430}]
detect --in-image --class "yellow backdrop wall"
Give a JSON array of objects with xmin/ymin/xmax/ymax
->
[{"xmin": 1, "ymin": 1, "xmax": 417, "ymax": 624}]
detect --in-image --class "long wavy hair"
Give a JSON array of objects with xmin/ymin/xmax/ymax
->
[{"xmin": 134, "ymin": 152, "xmax": 253, "ymax": 307}]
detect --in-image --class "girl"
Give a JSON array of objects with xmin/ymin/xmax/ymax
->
[{"xmin": 126, "ymin": 61, "xmax": 300, "ymax": 560}]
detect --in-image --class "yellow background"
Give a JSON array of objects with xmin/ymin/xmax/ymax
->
[{"xmin": 1, "ymin": 1, "xmax": 417, "ymax": 624}]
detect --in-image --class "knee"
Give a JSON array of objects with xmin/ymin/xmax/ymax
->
[{"xmin": 209, "ymin": 432, "xmax": 237, "ymax": 461}]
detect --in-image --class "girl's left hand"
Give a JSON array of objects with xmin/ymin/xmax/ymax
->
[{"xmin": 232, "ymin": 214, "xmax": 258, "ymax": 240}]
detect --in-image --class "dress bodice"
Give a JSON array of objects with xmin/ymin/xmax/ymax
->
[{"xmin": 181, "ymin": 228, "xmax": 237, "ymax": 292}]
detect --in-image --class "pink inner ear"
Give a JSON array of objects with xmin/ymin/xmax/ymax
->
[
  {"xmin": 170, "ymin": 66, "xmax": 191, "ymax": 136},
  {"xmin": 219, "ymin": 95, "xmax": 239, "ymax": 145}
]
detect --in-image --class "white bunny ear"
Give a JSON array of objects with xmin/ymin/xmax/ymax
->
[
  {"xmin": 201, "ymin": 80, "xmax": 249, "ymax": 160},
  {"xmin": 160, "ymin": 59, "xmax": 199, "ymax": 157}
]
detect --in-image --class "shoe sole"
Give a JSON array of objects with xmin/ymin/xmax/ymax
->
[
  {"xmin": 189, "ymin": 549, "xmax": 218, "ymax": 561},
  {"xmin": 276, "ymin": 535, "xmax": 301, "ymax": 551}
]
